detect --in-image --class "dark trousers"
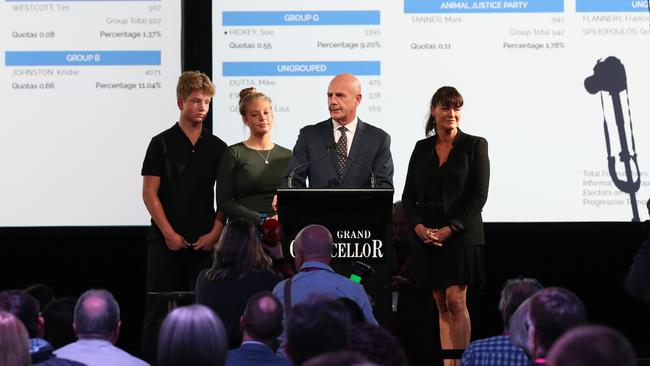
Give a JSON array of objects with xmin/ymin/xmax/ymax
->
[
  {"xmin": 140, "ymin": 229, "xmax": 212, "ymax": 364},
  {"xmin": 391, "ymin": 284, "xmax": 443, "ymax": 366}
]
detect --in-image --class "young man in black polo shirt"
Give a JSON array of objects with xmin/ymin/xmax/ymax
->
[{"xmin": 140, "ymin": 71, "xmax": 227, "ymax": 361}]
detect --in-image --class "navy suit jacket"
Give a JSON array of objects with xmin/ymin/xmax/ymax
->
[
  {"xmin": 226, "ymin": 343, "xmax": 291, "ymax": 366},
  {"xmin": 282, "ymin": 118, "xmax": 394, "ymax": 188}
]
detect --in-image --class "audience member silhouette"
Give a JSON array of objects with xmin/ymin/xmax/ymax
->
[
  {"xmin": 0, "ymin": 290, "xmax": 83, "ymax": 366},
  {"xmin": 349, "ymin": 323, "xmax": 409, "ymax": 366},
  {"xmin": 461, "ymin": 277, "xmax": 543, "ymax": 366},
  {"xmin": 196, "ymin": 218, "xmax": 279, "ymax": 348},
  {"xmin": 286, "ymin": 296, "xmax": 351, "ymax": 366},
  {"xmin": 302, "ymin": 350, "xmax": 377, "ymax": 366},
  {"xmin": 24, "ymin": 284, "xmax": 54, "ymax": 313},
  {"xmin": 225, "ymin": 292, "xmax": 290, "ymax": 366},
  {"xmin": 546, "ymin": 325, "xmax": 636, "ymax": 366},
  {"xmin": 510, "ymin": 287, "xmax": 587, "ymax": 366},
  {"xmin": 157, "ymin": 304, "xmax": 228, "ymax": 366},
  {"xmin": 337, "ymin": 297, "xmax": 367, "ymax": 325},
  {"xmin": 43, "ymin": 297, "xmax": 77, "ymax": 349},
  {"xmin": 0, "ymin": 311, "xmax": 31, "ymax": 366},
  {"xmin": 54, "ymin": 289, "xmax": 148, "ymax": 366}
]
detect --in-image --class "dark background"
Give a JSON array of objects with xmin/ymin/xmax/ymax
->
[{"xmin": 2, "ymin": 0, "xmax": 649, "ymax": 359}]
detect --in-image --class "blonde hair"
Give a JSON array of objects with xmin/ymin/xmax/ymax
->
[
  {"xmin": 176, "ymin": 71, "xmax": 215, "ymax": 101},
  {"xmin": 238, "ymin": 87, "xmax": 272, "ymax": 116},
  {"xmin": 0, "ymin": 312, "xmax": 31, "ymax": 366}
]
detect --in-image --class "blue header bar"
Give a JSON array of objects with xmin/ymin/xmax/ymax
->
[
  {"xmin": 5, "ymin": 51, "xmax": 161, "ymax": 66},
  {"xmin": 576, "ymin": 0, "xmax": 649, "ymax": 12},
  {"xmin": 404, "ymin": 0, "xmax": 564, "ymax": 13},
  {"xmin": 222, "ymin": 11, "xmax": 380, "ymax": 26},
  {"xmin": 223, "ymin": 61, "xmax": 381, "ymax": 77}
]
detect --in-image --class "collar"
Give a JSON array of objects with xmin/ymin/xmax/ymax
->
[
  {"xmin": 433, "ymin": 127, "xmax": 465, "ymax": 147},
  {"xmin": 298, "ymin": 261, "xmax": 334, "ymax": 273},
  {"xmin": 332, "ymin": 117, "xmax": 358, "ymax": 135},
  {"xmin": 75, "ymin": 338, "xmax": 113, "ymax": 347},
  {"xmin": 241, "ymin": 341, "xmax": 268, "ymax": 347},
  {"xmin": 173, "ymin": 121, "xmax": 210, "ymax": 142}
]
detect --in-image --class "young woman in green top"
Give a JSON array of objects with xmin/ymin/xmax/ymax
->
[{"xmin": 216, "ymin": 88, "xmax": 291, "ymax": 259}]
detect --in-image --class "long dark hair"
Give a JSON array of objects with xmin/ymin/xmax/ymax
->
[
  {"xmin": 204, "ymin": 218, "xmax": 272, "ymax": 280},
  {"xmin": 425, "ymin": 86, "xmax": 464, "ymax": 136}
]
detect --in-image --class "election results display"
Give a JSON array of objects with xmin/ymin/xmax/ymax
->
[
  {"xmin": 213, "ymin": 0, "xmax": 650, "ymax": 222},
  {"xmin": 1, "ymin": 0, "xmax": 180, "ymax": 226}
]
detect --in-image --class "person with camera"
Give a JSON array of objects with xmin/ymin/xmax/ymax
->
[{"xmin": 272, "ymin": 224, "xmax": 377, "ymax": 325}]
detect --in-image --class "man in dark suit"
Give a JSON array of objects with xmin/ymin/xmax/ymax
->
[
  {"xmin": 282, "ymin": 73, "xmax": 393, "ymax": 189},
  {"xmin": 226, "ymin": 292, "xmax": 290, "ymax": 366}
]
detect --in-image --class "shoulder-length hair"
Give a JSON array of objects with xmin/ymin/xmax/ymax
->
[
  {"xmin": 0, "ymin": 311, "xmax": 31, "ymax": 366},
  {"xmin": 205, "ymin": 218, "xmax": 272, "ymax": 280},
  {"xmin": 157, "ymin": 305, "xmax": 228, "ymax": 366},
  {"xmin": 425, "ymin": 86, "xmax": 464, "ymax": 137}
]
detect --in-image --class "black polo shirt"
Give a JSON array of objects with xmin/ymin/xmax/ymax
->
[{"xmin": 142, "ymin": 123, "xmax": 227, "ymax": 243}]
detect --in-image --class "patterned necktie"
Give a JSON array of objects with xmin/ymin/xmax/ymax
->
[{"xmin": 336, "ymin": 126, "xmax": 348, "ymax": 176}]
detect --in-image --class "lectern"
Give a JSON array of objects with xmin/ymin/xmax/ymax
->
[{"xmin": 276, "ymin": 188, "xmax": 394, "ymax": 324}]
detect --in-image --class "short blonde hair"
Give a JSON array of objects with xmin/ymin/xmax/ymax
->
[{"xmin": 176, "ymin": 71, "xmax": 215, "ymax": 101}]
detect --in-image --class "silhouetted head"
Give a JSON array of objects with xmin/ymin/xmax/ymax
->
[
  {"xmin": 0, "ymin": 290, "xmax": 42, "ymax": 338},
  {"xmin": 158, "ymin": 304, "xmax": 228, "ymax": 366},
  {"xmin": 287, "ymin": 295, "xmax": 351, "ymax": 365},
  {"xmin": 498, "ymin": 277, "xmax": 543, "ymax": 330},
  {"xmin": 350, "ymin": 323, "xmax": 408, "ymax": 366},
  {"xmin": 293, "ymin": 224, "xmax": 334, "ymax": 269},
  {"xmin": 514, "ymin": 287, "xmax": 587, "ymax": 359},
  {"xmin": 24, "ymin": 283, "xmax": 54, "ymax": 311},
  {"xmin": 206, "ymin": 218, "xmax": 272, "ymax": 280},
  {"xmin": 0, "ymin": 311, "xmax": 31, "ymax": 366},
  {"xmin": 547, "ymin": 325, "xmax": 636, "ymax": 366},
  {"xmin": 43, "ymin": 296, "xmax": 77, "ymax": 348},
  {"xmin": 303, "ymin": 350, "xmax": 377, "ymax": 366},
  {"xmin": 74, "ymin": 290, "xmax": 120, "ymax": 343},
  {"xmin": 240, "ymin": 291, "xmax": 284, "ymax": 345}
]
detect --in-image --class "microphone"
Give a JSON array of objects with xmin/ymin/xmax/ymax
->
[
  {"xmin": 333, "ymin": 151, "xmax": 377, "ymax": 188},
  {"xmin": 287, "ymin": 143, "xmax": 337, "ymax": 188}
]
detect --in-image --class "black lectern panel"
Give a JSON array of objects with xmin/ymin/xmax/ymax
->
[{"xmin": 277, "ymin": 188, "xmax": 394, "ymax": 324}]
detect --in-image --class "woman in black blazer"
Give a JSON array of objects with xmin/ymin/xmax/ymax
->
[{"xmin": 402, "ymin": 86, "xmax": 489, "ymax": 361}]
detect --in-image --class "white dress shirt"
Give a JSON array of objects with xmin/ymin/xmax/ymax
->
[{"xmin": 332, "ymin": 117, "xmax": 358, "ymax": 155}]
